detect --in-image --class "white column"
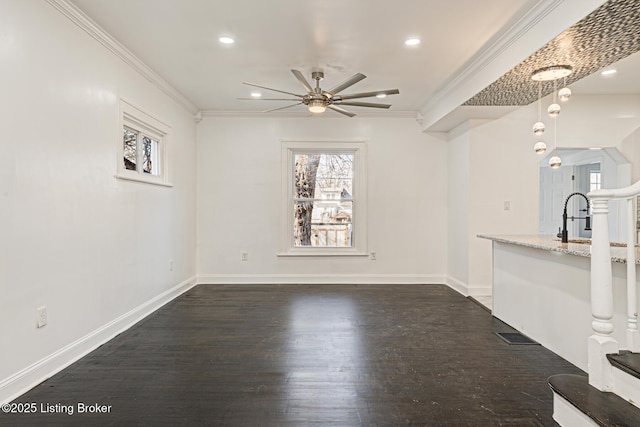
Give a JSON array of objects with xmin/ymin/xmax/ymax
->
[
  {"xmin": 627, "ymin": 198, "xmax": 640, "ymax": 352},
  {"xmin": 588, "ymin": 197, "xmax": 618, "ymax": 391}
]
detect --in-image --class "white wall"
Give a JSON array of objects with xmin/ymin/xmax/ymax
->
[
  {"xmin": 468, "ymin": 109, "xmax": 541, "ymax": 294},
  {"xmin": 446, "ymin": 124, "xmax": 470, "ymax": 293},
  {"xmin": 197, "ymin": 116, "xmax": 448, "ymax": 283},
  {"xmin": 0, "ymin": 1, "xmax": 197, "ymax": 402},
  {"xmin": 447, "ymin": 94, "xmax": 640, "ymax": 295},
  {"xmin": 619, "ymin": 127, "xmax": 640, "ymax": 182}
]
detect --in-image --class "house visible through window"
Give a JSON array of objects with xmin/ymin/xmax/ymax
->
[
  {"xmin": 280, "ymin": 141, "xmax": 367, "ymax": 256},
  {"xmin": 118, "ymin": 100, "xmax": 170, "ymax": 186},
  {"xmin": 294, "ymin": 152, "xmax": 353, "ymax": 247}
]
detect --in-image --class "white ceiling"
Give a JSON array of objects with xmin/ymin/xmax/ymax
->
[
  {"xmin": 570, "ymin": 49, "xmax": 640, "ymax": 95},
  {"xmin": 67, "ymin": 0, "xmax": 637, "ymax": 130},
  {"xmin": 69, "ymin": 0, "xmax": 540, "ymax": 116}
]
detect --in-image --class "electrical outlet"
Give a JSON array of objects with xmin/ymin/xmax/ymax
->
[
  {"xmin": 36, "ymin": 306, "xmax": 47, "ymax": 328},
  {"xmin": 370, "ymin": 252, "xmax": 377, "ymax": 260},
  {"xmin": 504, "ymin": 201, "xmax": 511, "ymax": 211},
  {"xmin": 169, "ymin": 260, "xmax": 174, "ymax": 271},
  {"xmin": 241, "ymin": 252, "xmax": 249, "ymax": 261}
]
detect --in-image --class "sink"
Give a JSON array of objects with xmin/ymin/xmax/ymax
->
[{"xmin": 554, "ymin": 238, "xmax": 629, "ymax": 247}]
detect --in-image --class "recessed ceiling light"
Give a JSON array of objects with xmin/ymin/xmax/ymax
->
[
  {"xmin": 219, "ymin": 36, "xmax": 234, "ymax": 44},
  {"xmin": 601, "ymin": 69, "xmax": 617, "ymax": 76},
  {"xmin": 405, "ymin": 38, "xmax": 420, "ymax": 46},
  {"xmin": 250, "ymin": 92, "xmax": 262, "ymax": 98},
  {"xmin": 376, "ymin": 93, "xmax": 387, "ymax": 98}
]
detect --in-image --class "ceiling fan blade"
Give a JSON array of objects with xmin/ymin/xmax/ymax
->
[
  {"xmin": 335, "ymin": 101, "xmax": 391, "ymax": 109},
  {"xmin": 327, "ymin": 105, "xmax": 356, "ymax": 118},
  {"xmin": 263, "ymin": 103, "xmax": 303, "ymax": 113},
  {"xmin": 337, "ymin": 89, "xmax": 400, "ymax": 100},
  {"xmin": 242, "ymin": 82, "xmax": 303, "ymax": 98},
  {"xmin": 237, "ymin": 98, "xmax": 301, "ymax": 101},
  {"xmin": 327, "ymin": 73, "xmax": 366, "ymax": 95},
  {"xmin": 291, "ymin": 70, "xmax": 314, "ymax": 94}
]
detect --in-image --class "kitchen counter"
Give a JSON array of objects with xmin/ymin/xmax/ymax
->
[
  {"xmin": 477, "ymin": 234, "xmax": 640, "ymax": 264},
  {"xmin": 480, "ymin": 234, "xmax": 635, "ymax": 371}
]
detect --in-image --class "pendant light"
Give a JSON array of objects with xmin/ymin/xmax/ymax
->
[
  {"xmin": 559, "ymin": 77, "xmax": 572, "ymax": 102},
  {"xmin": 530, "ymin": 65, "xmax": 573, "ymax": 165},
  {"xmin": 533, "ymin": 81, "xmax": 546, "ymax": 154},
  {"xmin": 549, "ymin": 93, "xmax": 562, "ymax": 169}
]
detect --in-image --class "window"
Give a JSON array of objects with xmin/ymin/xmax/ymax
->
[
  {"xmin": 589, "ymin": 170, "xmax": 601, "ymax": 192},
  {"xmin": 280, "ymin": 141, "xmax": 367, "ymax": 256},
  {"xmin": 117, "ymin": 100, "xmax": 171, "ymax": 186}
]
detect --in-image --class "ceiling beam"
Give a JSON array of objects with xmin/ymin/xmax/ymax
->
[{"xmin": 417, "ymin": 0, "xmax": 607, "ymax": 133}]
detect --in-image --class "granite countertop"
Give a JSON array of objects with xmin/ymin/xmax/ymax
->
[{"xmin": 477, "ymin": 234, "xmax": 640, "ymax": 265}]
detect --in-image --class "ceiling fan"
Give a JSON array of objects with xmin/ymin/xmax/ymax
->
[{"xmin": 239, "ymin": 70, "xmax": 399, "ymax": 117}]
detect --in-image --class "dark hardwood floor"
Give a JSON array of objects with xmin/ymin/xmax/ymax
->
[{"xmin": 1, "ymin": 284, "xmax": 583, "ymax": 426}]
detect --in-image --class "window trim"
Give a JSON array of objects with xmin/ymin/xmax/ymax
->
[
  {"xmin": 116, "ymin": 99, "xmax": 172, "ymax": 187},
  {"xmin": 279, "ymin": 140, "xmax": 368, "ymax": 257}
]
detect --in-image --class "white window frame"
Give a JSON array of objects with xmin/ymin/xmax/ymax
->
[
  {"xmin": 279, "ymin": 140, "xmax": 368, "ymax": 257},
  {"xmin": 117, "ymin": 99, "xmax": 171, "ymax": 187}
]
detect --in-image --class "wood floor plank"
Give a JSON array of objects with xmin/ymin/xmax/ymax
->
[{"xmin": 1, "ymin": 284, "xmax": 582, "ymax": 426}]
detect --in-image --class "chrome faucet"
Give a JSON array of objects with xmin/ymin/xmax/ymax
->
[{"xmin": 559, "ymin": 192, "xmax": 591, "ymax": 243}]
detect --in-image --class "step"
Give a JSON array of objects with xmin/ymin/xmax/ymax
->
[
  {"xmin": 548, "ymin": 374, "xmax": 640, "ymax": 427},
  {"xmin": 608, "ymin": 351, "xmax": 640, "ymax": 380},
  {"xmin": 607, "ymin": 351, "xmax": 640, "ymax": 408}
]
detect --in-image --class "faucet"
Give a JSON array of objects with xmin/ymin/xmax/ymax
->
[{"xmin": 558, "ymin": 192, "xmax": 592, "ymax": 243}]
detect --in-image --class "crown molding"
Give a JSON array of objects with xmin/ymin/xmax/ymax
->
[
  {"xmin": 417, "ymin": 0, "xmax": 606, "ymax": 132},
  {"xmin": 423, "ymin": 0, "xmax": 564, "ymax": 109},
  {"xmin": 418, "ymin": 0, "xmax": 564, "ymax": 130},
  {"xmin": 199, "ymin": 109, "xmax": 418, "ymax": 119},
  {"xmin": 45, "ymin": 0, "xmax": 199, "ymax": 115}
]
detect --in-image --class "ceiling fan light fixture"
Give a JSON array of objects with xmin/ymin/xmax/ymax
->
[
  {"xmin": 308, "ymin": 99, "xmax": 326, "ymax": 114},
  {"xmin": 240, "ymin": 69, "xmax": 398, "ymax": 117}
]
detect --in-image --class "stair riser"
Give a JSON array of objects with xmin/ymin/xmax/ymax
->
[
  {"xmin": 612, "ymin": 367, "xmax": 640, "ymax": 409},
  {"xmin": 552, "ymin": 393, "xmax": 600, "ymax": 427}
]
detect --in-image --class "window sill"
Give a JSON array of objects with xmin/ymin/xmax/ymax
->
[
  {"xmin": 277, "ymin": 250, "xmax": 369, "ymax": 257},
  {"xmin": 115, "ymin": 174, "xmax": 173, "ymax": 187}
]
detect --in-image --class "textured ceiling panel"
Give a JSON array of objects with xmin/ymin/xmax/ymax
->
[{"xmin": 463, "ymin": 0, "xmax": 640, "ymax": 106}]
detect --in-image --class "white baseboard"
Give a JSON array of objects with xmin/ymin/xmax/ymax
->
[
  {"xmin": 445, "ymin": 276, "xmax": 469, "ymax": 296},
  {"xmin": 0, "ymin": 276, "xmax": 197, "ymax": 405},
  {"xmin": 468, "ymin": 286, "xmax": 492, "ymax": 298},
  {"xmin": 197, "ymin": 273, "xmax": 447, "ymax": 285}
]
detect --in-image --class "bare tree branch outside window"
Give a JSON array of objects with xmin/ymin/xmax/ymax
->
[{"xmin": 293, "ymin": 153, "xmax": 354, "ymax": 247}]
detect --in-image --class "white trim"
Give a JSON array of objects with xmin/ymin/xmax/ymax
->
[
  {"xmin": 0, "ymin": 276, "xmax": 197, "ymax": 405},
  {"xmin": 280, "ymin": 141, "xmax": 368, "ymax": 256},
  {"xmin": 552, "ymin": 393, "xmax": 599, "ymax": 427},
  {"xmin": 45, "ymin": 0, "xmax": 199, "ymax": 115},
  {"xmin": 467, "ymin": 285, "xmax": 492, "ymax": 298},
  {"xmin": 118, "ymin": 99, "xmax": 172, "ymax": 186},
  {"xmin": 421, "ymin": 0, "xmax": 565, "ymax": 114},
  {"xmin": 199, "ymin": 110, "xmax": 419, "ymax": 119},
  {"xmin": 114, "ymin": 174, "xmax": 173, "ymax": 187},
  {"xmin": 198, "ymin": 274, "xmax": 446, "ymax": 285},
  {"xmin": 445, "ymin": 275, "xmax": 469, "ymax": 297},
  {"xmin": 277, "ymin": 251, "xmax": 369, "ymax": 257},
  {"xmin": 417, "ymin": 0, "xmax": 607, "ymax": 131}
]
